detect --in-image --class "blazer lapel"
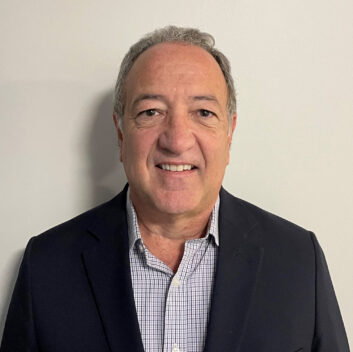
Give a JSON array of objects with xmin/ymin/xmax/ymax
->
[
  {"xmin": 204, "ymin": 189, "xmax": 264, "ymax": 352},
  {"xmin": 82, "ymin": 188, "xmax": 144, "ymax": 352}
]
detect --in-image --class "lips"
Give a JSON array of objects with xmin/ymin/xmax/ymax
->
[{"xmin": 157, "ymin": 163, "xmax": 196, "ymax": 172}]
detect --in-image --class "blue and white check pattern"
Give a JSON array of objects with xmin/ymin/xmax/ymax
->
[{"xmin": 126, "ymin": 191, "xmax": 219, "ymax": 352}]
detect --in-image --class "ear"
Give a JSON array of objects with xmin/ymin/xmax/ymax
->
[
  {"xmin": 228, "ymin": 113, "xmax": 237, "ymax": 142},
  {"xmin": 113, "ymin": 113, "xmax": 124, "ymax": 162},
  {"xmin": 226, "ymin": 113, "xmax": 237, "ymax": 164}
]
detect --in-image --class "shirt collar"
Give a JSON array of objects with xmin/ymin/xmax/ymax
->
[{"xmin": 126, "ymin": 188, "xmax": 220, "ymax": 252}]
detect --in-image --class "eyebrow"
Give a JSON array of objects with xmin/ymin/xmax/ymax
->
[
  {"xmin": 192, "ymin": 95, "xmax": 220, "ymax": 106},
  {"xmin": 131, "ymin": 94, "xmax": 165, "ymax": 111}
]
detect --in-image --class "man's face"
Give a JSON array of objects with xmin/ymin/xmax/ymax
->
[{"xmin": 114, "ymin": 42, "xmax": 236, "ymax": 218}]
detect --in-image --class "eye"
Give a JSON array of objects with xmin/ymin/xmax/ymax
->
[
  {"xmin": 198, "ymin": 109, "xmax": 215, "ymax": 118},
  {"xmin": 138, "ymin": 109, "xmax": 159, "ymax": 117},
  {"xmin": 134, "ymin": 108, "xmax": 164, "ymax": 127}
]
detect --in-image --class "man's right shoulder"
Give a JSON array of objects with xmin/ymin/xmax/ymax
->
[{"xmin": 27, "ymin": 187, "xmax": 128, "ymax": 258}]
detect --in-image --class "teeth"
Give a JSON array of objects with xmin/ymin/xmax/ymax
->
[{"xmin": 160, "ymin": 164, "xmax": 193, "ymax": 171}]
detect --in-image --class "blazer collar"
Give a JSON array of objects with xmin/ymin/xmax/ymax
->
[
  {"xmin": 82, "ymin": 185, "xmax": 145, "ymax": 352},
  {"xmin": 204, "ymin": 187, "xmax": 264, "ymax": 352}
]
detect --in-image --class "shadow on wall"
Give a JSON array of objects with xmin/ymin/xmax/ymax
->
[
  {"xmin": 87, "ymin": 89, "xmax": 127, "ymax": 207},
  {"xmin": 0, "ymin": 250, "xmax": 25, "ymax": 339},
  {"xmin": 1, "ymin": 89, "xmax": 127, "ymax": 340}
]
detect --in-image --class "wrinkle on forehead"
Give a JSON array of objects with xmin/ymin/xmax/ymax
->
[{"xmin": 124, "ymin": 42, "xmax": 228, "ymax": 109}]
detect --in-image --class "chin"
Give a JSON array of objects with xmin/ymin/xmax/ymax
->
[{"xmin": 153, "ymin": 192, "xmax": 202, "ymax": 216}]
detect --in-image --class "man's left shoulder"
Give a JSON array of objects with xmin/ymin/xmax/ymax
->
[{"xmin": 219, "ymin": 187, "xmax": 314, "ymax": 247}]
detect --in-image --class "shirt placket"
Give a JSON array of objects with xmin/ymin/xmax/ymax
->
[
  {"xmin": 163, "ymin": 239, "xmax": 206, "ymax": 352},
  {"xmin": 163, "ymin": 273, "xmax": 186, "ymax": 352}
]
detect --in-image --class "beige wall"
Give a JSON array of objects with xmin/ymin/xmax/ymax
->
[{"xmin": 1, "ymin": 0, "xmax": 352, "ymax": 344}]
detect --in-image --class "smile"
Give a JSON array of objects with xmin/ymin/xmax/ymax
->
[{"xmin": 157, "ymin": 164, "xmax": 196, "ymax": 172}]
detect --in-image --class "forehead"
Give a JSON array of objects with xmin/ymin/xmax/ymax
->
[{"xmin": 124, "ymin": 42, "xmax": 227, "ymax": 104}]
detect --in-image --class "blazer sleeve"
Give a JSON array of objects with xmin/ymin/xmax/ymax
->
[
  {"xmin": 310, "ymin": 232, "xmax": 350, "ymax": 351},
  {"xmin": 0, "ymin": 237, "xmax": 39, "ymax": 352}
]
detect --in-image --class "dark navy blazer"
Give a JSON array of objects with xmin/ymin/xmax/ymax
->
[{"xmin": 1, "ymin": 186, "xmax": 349, "ymax": 351}]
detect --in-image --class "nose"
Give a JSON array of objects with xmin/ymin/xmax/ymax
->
[{"xmin": 158, "ymin": 109, "xmax": 195, "ymax": 155}]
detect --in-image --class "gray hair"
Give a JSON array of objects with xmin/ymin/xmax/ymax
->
[{"xmin": 113, "ymin": 26, "xmax": 236, "ymax": 126}]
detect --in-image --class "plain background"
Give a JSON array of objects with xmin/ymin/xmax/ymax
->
[{"xmin": 0, "ymin": 0, "xmax": 352, "ymax": 345}]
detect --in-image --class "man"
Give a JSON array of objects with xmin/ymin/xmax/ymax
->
[{"xmin": 1, "ymin": 26, "xmax": 349, "ymax": 352}]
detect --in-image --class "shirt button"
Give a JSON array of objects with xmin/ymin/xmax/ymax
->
[
  {"xmin": 171, "ymin": 275, "xmax": 180, "ymax": 287},
  {"xmin": 172, "ymin": 345, "xmax": 180, "ymax": 352}
]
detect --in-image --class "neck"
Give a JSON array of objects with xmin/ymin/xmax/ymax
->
[
  {"xmin": 130, "ymin": 194, "xmax": 214, "ymax": 241},
  {"xmin": 130, "ymin": 195, "xmax": 216, "ymax": 272}
]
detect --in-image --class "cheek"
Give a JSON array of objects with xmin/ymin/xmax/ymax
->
[
  {"xmin": 209, "ymin": 131, "xmax": 231, "ymax": 156},
  {"xmin": 218, "ymin": 140, "xmax": 232, "ymax": 169},
  {"xmin": 201, "ymin": 139, "xmax": 230, "ymax": 171},
  {"xmin": 123, "ymin": 131, "xmax": 156, "ymax": 165}
]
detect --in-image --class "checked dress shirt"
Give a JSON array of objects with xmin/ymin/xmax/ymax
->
[{"xmin": 126, "ymin": 191, "xmax": 220, "ymax": 352}]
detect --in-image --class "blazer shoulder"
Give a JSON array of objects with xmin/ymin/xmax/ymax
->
[
  {"xmin": 28, "ymin": 189, "xmax": 127, "ymax": 256},
  {"xmin": 220, "ymin": 188, "xmax": 312, "ymax": 244}
]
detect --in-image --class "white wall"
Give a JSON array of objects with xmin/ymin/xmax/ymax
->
[{"xmin": 1, "ymin": 0, "xmax": 352, "ymax": 344}]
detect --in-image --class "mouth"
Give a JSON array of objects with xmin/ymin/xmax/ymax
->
[{"xmin": 156, "ymin": 163, "xmax": 197, "ymax": 172}]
